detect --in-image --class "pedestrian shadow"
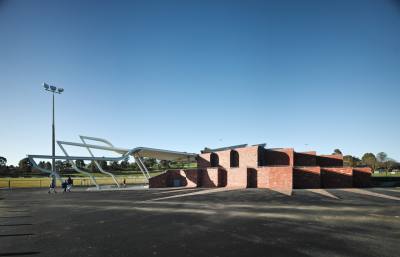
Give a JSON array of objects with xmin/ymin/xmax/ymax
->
[
  {"xmin": 0, "ymin": 233, "xmax": 34, "ymax": 237},
  {"xmin": 0, "ymin": 224, "xmax": 33, "ymax": 227},
  {"xmin": 0, "ymin": 216, "xmax": 32, "ymax": 219},
  {"xmin": 0, "ymin": 252, "xmax": 40, "ymax": 256}
]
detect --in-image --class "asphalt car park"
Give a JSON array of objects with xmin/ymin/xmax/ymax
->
[{"xmin": 1, "ymin": 187, "xmax": 399, "ymax": 257}]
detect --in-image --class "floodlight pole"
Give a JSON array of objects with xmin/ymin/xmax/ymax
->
[
  {"xmin": 43, "ymin": 83, "xmax": 63, "ymax": 176},
  {"xmin": 52, "ymin": 92, "xmax": 55, "ymax": 176}
]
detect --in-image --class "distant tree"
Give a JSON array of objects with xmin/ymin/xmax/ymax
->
[
  {"xmin": 55, "ymin": 160, "xmax": 63, "ymax": 172},
  {"xmin": 120, "ymin": 160, "xmax": 128, "ymax": 170},
  {"xmin": 343, "ymin": 155, "xmax": 354, "ymax": 167},
  {"xmin": 0, "ymin": 156, "xmax": 7, "ymax": 167},
  {"xmin": 45, "ymin": 162, "xmax": 52, "ymax": 170},
  {"xmin": 99, "ymin": 160, "xmax": 108, "ymax": 170},
  {"xmin": 361, "ymin": 153, "xmax": 377, "ymax": 170},
  {"xmin": 343, "ymin": 155, "xmax": 360, "ymax": 167},
  {"xmin": 333, "ymin": 149, "xmax": 343, "ymax": 155},
  {"xmin": 376, "ymin": 152, "xmax": 388, "ymax": 172},
  {"xmin": 75, "ymin": 160, "xmax": 85, "ymax": 169},
  {"xmin": 18, "ymin": 158, "xmax": 32, "ymax": 172},
  {"xmin": 386, "ymin": 159, "xmax": 398, "ymax": 172},
  {"xmin": 143, "ymin": 158, "xmax": 157, "ymax": 170},
  {"xmin": 110, "ymin": 161, "xmax": 120, "ymax": 171},
  {"xmin": 129, "ymin": 162, "xmax": 139, "ymax": 171},
  {"xmin": 88, "ymin": 161, "xmax": 97, "ymax": 172},
  {"xmin": 38, "ymin": 161, "xmax": 46, "ymax": 168},
  {"xmin": 376, "ymin": 152, "xmax": 388, "ymax": 163},
  {"xmin": 159, "ymin": 160, "xmax": 171, "ymax": 169}
]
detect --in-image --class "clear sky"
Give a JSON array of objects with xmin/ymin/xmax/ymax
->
[{"xmin": 0, "ymin": 0, "xmax": 399, "ymax": 165}]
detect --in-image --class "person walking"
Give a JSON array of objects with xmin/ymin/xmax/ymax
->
[
  {"xmin": 48, "ymin": 175, "xmax": 57, "ymax": 194},
  {"xmin": 67, "ymin": 176, "xmax": 73, "ymax": 192}
]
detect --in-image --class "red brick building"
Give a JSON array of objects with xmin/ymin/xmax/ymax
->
[{"xmin": 149, "ymin": 145, "xmax": 372, "ymax": 191}]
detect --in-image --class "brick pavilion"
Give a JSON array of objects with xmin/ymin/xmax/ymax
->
[{"xmin": 149, "ymin": 145, "xmax": 372, "ymax": 191}]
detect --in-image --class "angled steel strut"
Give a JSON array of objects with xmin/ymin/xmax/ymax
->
[{"xmin": 27, "ymin": 135, "xmax": 197, "ymax": 190}]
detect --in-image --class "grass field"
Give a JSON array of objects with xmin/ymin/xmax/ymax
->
[
  {"xmin": 0, "ymin": 172, "xmax": 162, "ymax": 189},
  {"xmin": 371, "ymin": 172, "xmax": 400, "ymax": 177}
]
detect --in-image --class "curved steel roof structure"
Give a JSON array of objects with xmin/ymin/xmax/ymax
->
[{"xmin": 27, "ymin": 135, "xmax": 197, "ymax": 189}]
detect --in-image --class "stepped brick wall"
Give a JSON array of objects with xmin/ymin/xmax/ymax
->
[
  {"xmin": 317, "ymin": 154, "xmax": 343, "ymax": 167},
  {"xmin": 321, "ymin": 167, "xmax": 353, "ymax": 188},
  {"xmin": 293, "ymin": 166, "xmax": 321, "ymax": 189},
  {"xmin": 264, "ymin": 148, "xmax": 294, "ymax": 166},
  {"xmin": 251, "ymin": 166, "xmax": 293, "ymax": 191},
  {"xmin": 294, "ymin": 151, "xmax": 317, "ymax": 166},
  {"xmin": 353, "ymin": 167, "xmax": 372, "ymax": 187},
  {"xmin": 225, "ymin": 167, "xmax": 247, "ymax": 188},
  {"xmin": 197, "ymin": 153, "xmax": 211, "ymax": 169},
  {"xmin": 200, "ymin": 168, "xmax": 220, "ymax": 187},
  {"xmin": 149, "ymin": 145, "xmax": 371, "ymax": 189}
]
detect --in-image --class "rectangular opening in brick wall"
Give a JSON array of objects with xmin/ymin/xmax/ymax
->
[{"xmin": 247, "ymin": 168, "xmax": 257, "ymax": 188}]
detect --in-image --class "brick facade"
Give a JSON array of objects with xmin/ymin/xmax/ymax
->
[
  {"xmin": 150, "ymin": 145, "xmax": 370, "ymax": 190},
  {"xmin": 253, "ymin": 166, "xmax": 293, "ymax": 191},
  {"xmin": 197, "ymin": 153, "xmax": 211, "ymax": 169},
  {"xmin": 321, "ymin": 167, "xmax": 353, "ymax": 188},
  {"xmin": 200, "ymin": 168, "xmax": 220, "ymax": 187},
  {"xmin": 293, "ymin": 166, "xmax": 321, "ymax": 189},
  {"xmin": 294, "ymin": 151, "xmax": 317, "ymax": 166},
  {"xmin": 353, "ymin": 167, "xmax": 372, "ymax": 187},
  {"xmin": 265, "ymin": 148, "xmax": 294, "ymax": 166},
  {"xmin": 317, "ymin": 154, "xmax": 343, "ymax": 167},
  {"xmin": 225, "ymin": 167, "xmax": 247, "ymax": 188}
]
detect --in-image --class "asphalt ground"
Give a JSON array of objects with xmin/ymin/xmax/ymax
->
[{"xmin": 1, "ymin": 187, "xmax": 399, "ymax": 257}]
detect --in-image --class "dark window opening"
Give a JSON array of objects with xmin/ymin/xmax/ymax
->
[
  {"xmin": 230, "ymin": 150, "xmax": 239, "ymax": 167},
  {"xmin": 210, "ymin": 153, "xmax": 219, "ymax": 167}
]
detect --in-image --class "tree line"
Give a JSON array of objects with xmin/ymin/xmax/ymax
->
[
  {"xmin": 0, "ymin": 156, "xmax": 191, "ymax": 176},
  {"xmin": 333, "ymin": 149, "xmax": 399, "ymax": 174},
  {"xmin": 1, "ymin": 150, "xmax": 399, "ymax": 177}
]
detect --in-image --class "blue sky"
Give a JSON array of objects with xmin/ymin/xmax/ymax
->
[{"xmin": 1, "ymin": 0, "xmax": 399, "ymax": 165}]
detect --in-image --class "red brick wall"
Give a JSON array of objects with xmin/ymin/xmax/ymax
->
[
  {"xmin": 179, "ymin": 169, "xmax": 200, "ymax": 187},
  {"xmin": 265, "ymin": 148, "xmax": 294, "ymax": 166},
  {"xmin": 236, "ymin": 146, "xmax": 262, "ymax": 168},
  {"xmin": 252, "ymin": 166, "xmax": 293, "ymax": 191},
  {"xmin": 294, "ymin": 151, "xmax": 317, "ymax": 166},
  {"xmin": 353, "ymin": 167, "xmax": 372, "ymax": 188},
  {"xmin": 226, "ymin": 167, "xmax": 247, "ymax": 188},
  {"xmin": 149, "ymin": 172, "xmax": 168, "ymax": 188},
  {"xmin": 197, "ymin": 153, "xmax": 211, "ymax": 169},
  {"xmin": 216, "ymin": 149, "xmax": 231, "ymax": 169},
  {"xmin": 200, "ymin": 168, "xmax": 220, "ymax": 187},
  {"xmin": 149, "ymin": 169, "xmax": 200, "ymax": 188},
  {"xmin": 293, "ymin": 166, "xmax": 320, "ymax": 189},
  {"xmin": 317, "ymin": 154, "xmax": 343, "ymax": 167},
  {"xmin": 321, "ymin": 167, "xmax": 352, "ymax": 188}
]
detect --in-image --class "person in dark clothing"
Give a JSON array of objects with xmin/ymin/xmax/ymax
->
[
  {"xmin": 48, "ymin": 175, "xmax": 57, "ymax": 194},
  {"xmin": 62, "ymin": 180, "xmax": 68, "ymax": 192},
  {"xmin": 67, "ymin": 176, "xmax": 73, "ymax": 192}
]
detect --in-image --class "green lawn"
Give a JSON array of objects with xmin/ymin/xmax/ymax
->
[
  {"xmin": 371, "ymin": 172, "xmax": 400, "ymax": 177},
  {"xmin": 0, "ymin": 171, "xmax": 164, "ymax": 188}
]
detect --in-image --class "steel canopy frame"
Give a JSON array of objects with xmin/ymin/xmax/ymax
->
[{"xmin": 27, "ymin": 135, "xmax": 197, "ymax": 189}]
